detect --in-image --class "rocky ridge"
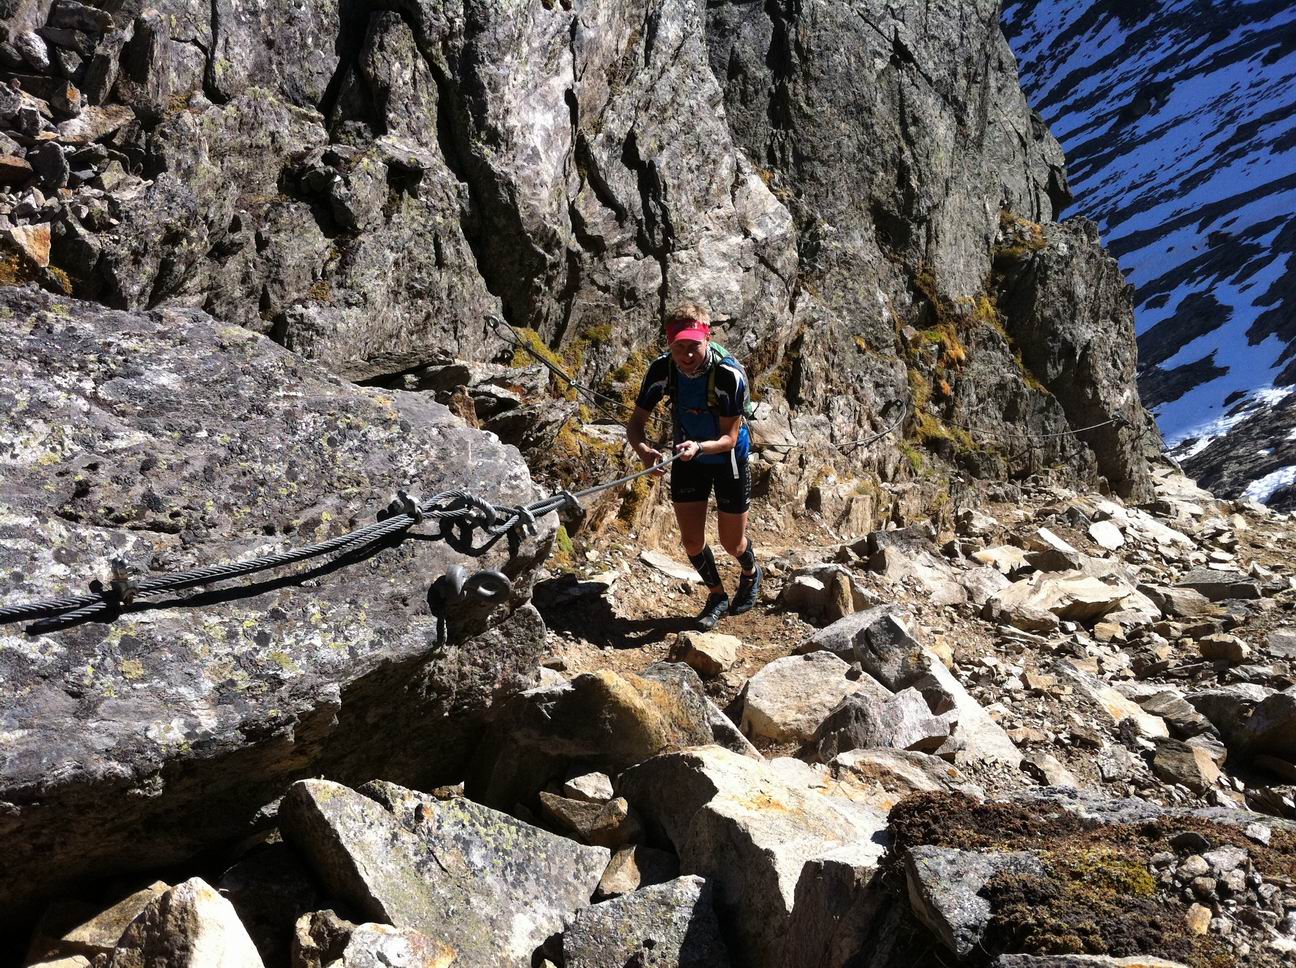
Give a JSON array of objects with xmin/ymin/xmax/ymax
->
[{"xmin": 1002, "ymin": 0, "xmax": 1296, "ymax": 509}]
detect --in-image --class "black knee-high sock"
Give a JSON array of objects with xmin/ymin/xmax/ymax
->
[
  {"xmin": 688, "ymin": 546, "xmax": 722, "ymax": 589},
  {"xmin": 737, "ymin": 537, "xmax": 756, "ymax": 574}
]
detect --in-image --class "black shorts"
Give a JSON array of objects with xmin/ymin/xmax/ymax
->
[{"xmin": 670, "ymin": 455, "xmax": 751, "ymax": 514}]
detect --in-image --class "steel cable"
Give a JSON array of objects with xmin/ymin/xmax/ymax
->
[{"xmin": 2, "ymin": 457, "xmax": 680, "ymax": 630}]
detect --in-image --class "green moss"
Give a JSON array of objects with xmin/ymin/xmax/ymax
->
[
  {"xmin": 46, "ymin": 268, "xmax": 73, "ymax": 296},
  {"xmin": 1050, "ymin": 846, "xmax": 1157, "ymax": 899},
  {"xmin": 907, "ymin": 368, "xmax": 931, "ymax": 410},
  {"xmin": 510, "ymin": 326, "xmax": 591, "ymax": 402},
  {"xmin": 915, "ymin": 411, "xmax": 977, "ymax": 452},
  {"xmin": 618, "ymin": 472, "xmax": 655, "ymax": 524},
  {"xmin": 899, "ymin": 440, "xmax": 926, "ymax": 475},
  {"xmin": 551, "ymin": 525, "xmax": 575, "ymax": 567},
  {"xmin": 0, "ymin": 251, "xmax": 39, "ymax": 286},
  {"xmin": 888, "ymin": 794, "xmax": 1243, "ymax": 968},
  {"xmin": 511, "ymin": 326, "xmax": 570, "ymax": 376},
  {"xmin": 1014, "ymin": 350, "xmax": 1051, "ymax": 394},
  {"xmin": 970, "ymin": 293, "xmax": 1006, "ymax": 333},
  {"xmin": 582, "ymin": 322, "xmax": 614, "ymax": 342},
  {"xmin": 608, "ymin": 347, "xmax": 652, "ymax": 408},
  {"xmin": 998, "ymin": 209, "xmax": 1049, "ymax": 252}
]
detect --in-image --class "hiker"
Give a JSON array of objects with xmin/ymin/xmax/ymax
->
[{"xmin": 627, "ymin": 302, "xmax": 761, "ymax": 629}]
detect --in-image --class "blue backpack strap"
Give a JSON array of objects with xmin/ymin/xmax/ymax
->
[{"xmin": 708, "ymin": 346, "xmax": 755, "ymax": 419}]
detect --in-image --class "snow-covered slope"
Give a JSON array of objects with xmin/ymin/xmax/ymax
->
[{"xmin": 1002, "ymin": 0, "xmax": 1296, "ymax": 509}]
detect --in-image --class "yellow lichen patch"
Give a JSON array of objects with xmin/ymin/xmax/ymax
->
[
  {"xmin": 120, "ymin": 659, "xmax": 146, "ymax": 681},
  {"xmin": 740, "ymin": 790, "xmax": 794, "ymax": 814},
  {"xmin": 269, "ymin": 650, "xmax": 299, "ymax": 673}
]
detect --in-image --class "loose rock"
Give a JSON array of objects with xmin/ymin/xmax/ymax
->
[{"xmin": 562, "ymin": 875, "xmax": 730, "ymax": 968}]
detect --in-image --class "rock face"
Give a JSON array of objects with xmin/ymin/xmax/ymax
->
[
  {"xmin": 994, "ymin": 219, "xmax": 1160, "ymax": 499},
  {"xmin": 0, "ymin": 289, "xmax": 550, "ymax": 919},
  {"xmin": 0, "ymin": 0, "xmax": 1155, "ymax": 504},
  {"xmin": 704, "ymin": 0, "xmax": 1154, "ymax": 494},
  {"xmin": 280, "ymin": 779, "xmax": 609, "ymax": 968}
]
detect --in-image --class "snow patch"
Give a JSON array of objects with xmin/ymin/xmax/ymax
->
[{"xmin": 1242, "ymin": 465, "xmax": 1296, "ymax": 505}]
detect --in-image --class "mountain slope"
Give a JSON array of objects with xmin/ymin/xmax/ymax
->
[{"xmin": 1002, "ymin": 0, "xmax": 1296, "ymax": 508}]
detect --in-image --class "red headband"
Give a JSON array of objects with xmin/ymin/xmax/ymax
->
[{"xmin": 667, "ymin": 317, "xmax": 710, "ymax": 343}]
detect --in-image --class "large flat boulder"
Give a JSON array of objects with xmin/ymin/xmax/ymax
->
[
  {"xmin": 281, "ymin": 779, "xmax": 608, "ymax": 967},
  {"xmin": 1175, "ymin": 568, "xmax": 1262, "ymax": 601},
  {"xmin": 824, "ymin": 749, "xmax": 984, "ymax": 814},
  {"xmin": 618, "ymin": 745, "xmax": 889, "ymax": 968},
  {"xmin": 813, "ymin": 689, "xmax": 949, "ymax": 762},
  {"xmin": 0, "ymin": 290, "xmax": 551, "ymax": 918},
  {"xmin": 740, "ymin": 651, "xmax": 881, "ymax": 744},
  {"xmin": 986, "ymin": 570, "xmax": 1134, "ymax": 627}
]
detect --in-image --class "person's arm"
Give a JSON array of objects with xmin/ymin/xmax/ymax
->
[
  {"xmin": 676, "ymin": 415, "xmax": 741, "ymax": 461},
  {"xmin": 628, "ymin": 357, "xmax": 669, "ymax": 474},
  {"xmin": 628, "ymin": 406, "xmax": 666, "ymax": 469}
]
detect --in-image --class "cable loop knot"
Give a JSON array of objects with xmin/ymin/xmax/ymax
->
[{"xmin": 106, "ymin": 557, "xmax": 137, "ymax": 607}]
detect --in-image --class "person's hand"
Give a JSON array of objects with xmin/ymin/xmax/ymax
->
[
  {"xmin": 675, "ymin": 440, "xmax": 701, "ymax": 462},
  {"xmin": 638, "ymin": 443, "xmax": 668, "ymax": 475}
]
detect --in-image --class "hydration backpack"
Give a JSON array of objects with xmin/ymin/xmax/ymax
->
[{"xmin": 665, "ymin": 343, "xmax": 757, "ymax": 422}]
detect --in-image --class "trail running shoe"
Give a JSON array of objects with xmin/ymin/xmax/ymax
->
[
  {"xmin": 696, "ymin": 592, "xmax": 730, "ymax": 630},
  {"xmin": 730, "ymin": 565, "xmax": 763, "ymax": 616}
]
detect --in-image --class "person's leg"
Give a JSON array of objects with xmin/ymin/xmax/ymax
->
[
  {"xmin": 670, "ymin": 461, "xmax": 727, "ymax": 628},
  {"xmin": 717, "ymin": 459, "xmax": 761, "ymax": 614},
  {"xmin": 717, "ymin": 511, "xmax": 752, "ymax": 573},
  {"xmin": 674, "ymin": 500, "xmax": 722, "ymax": 594}
]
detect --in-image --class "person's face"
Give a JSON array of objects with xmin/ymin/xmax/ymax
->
[{"xmin": 670, "ymin": 338, "xmax": 708, "ymax": 376}]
